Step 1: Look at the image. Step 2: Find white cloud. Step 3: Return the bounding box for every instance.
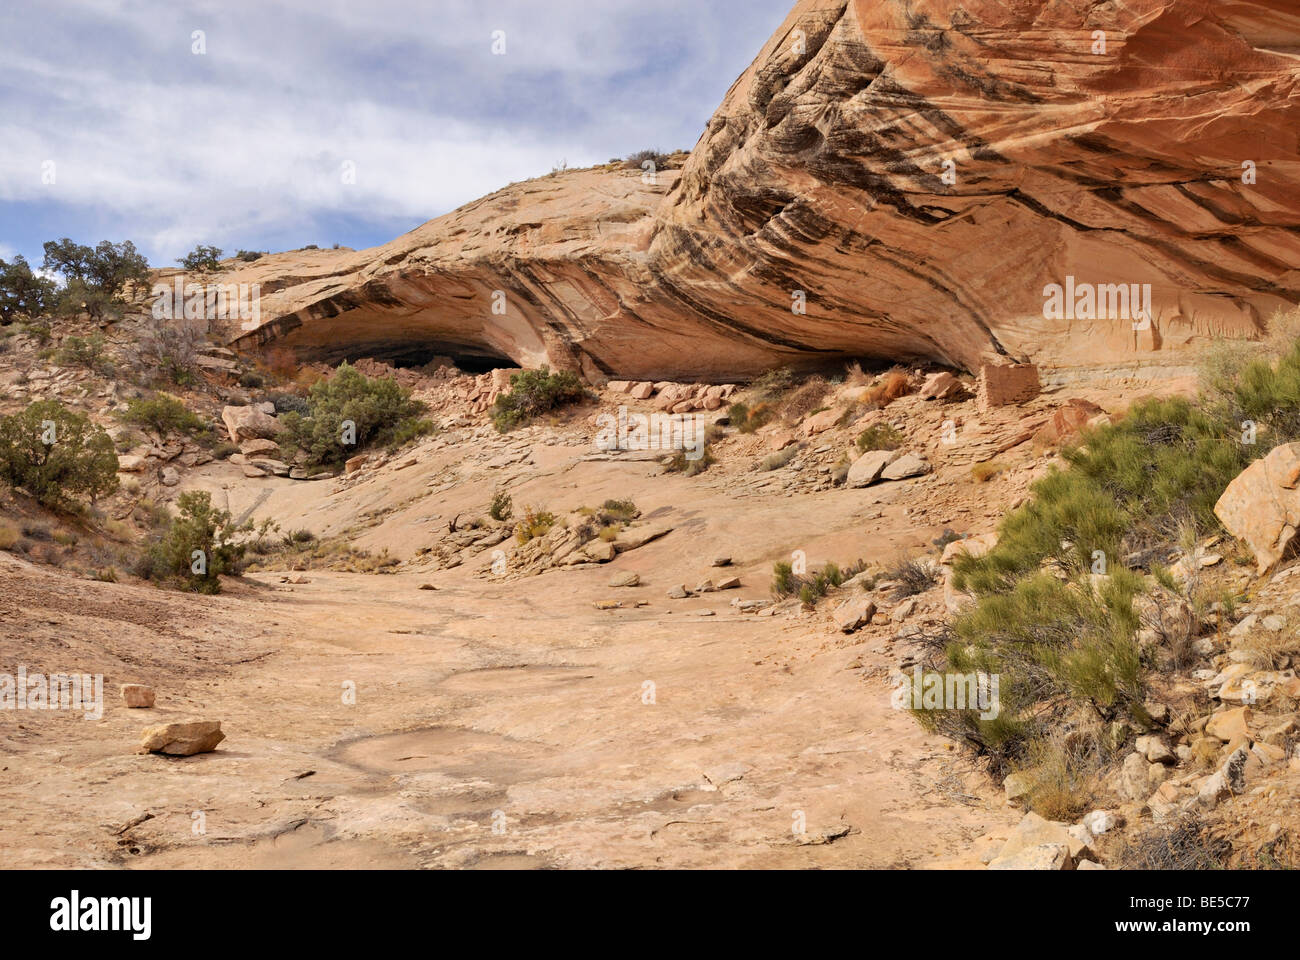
[0,0,790,262]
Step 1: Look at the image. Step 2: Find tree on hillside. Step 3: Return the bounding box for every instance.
[0,255,57,324]
[41,238,150,321]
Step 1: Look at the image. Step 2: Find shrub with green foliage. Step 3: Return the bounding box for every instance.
[279,362,431,468]
[490,367,587,432]
[489,491,514,522]
[121,393,208,440]
[144,490,251,594]
[856,423,904,453]
[54,334,109,373]
[0,255,57,324]
[0,400,119,508]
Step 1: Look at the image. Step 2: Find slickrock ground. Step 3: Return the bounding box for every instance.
[230,0,1298,381]
[0,425,1028,869]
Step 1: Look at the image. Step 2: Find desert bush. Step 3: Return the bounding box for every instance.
[489,491,514,522]
[664,444,715,476]
[0,523,18,550]
[781,376,830,423]
[235,250,265,263]
[728,401,776,434]
[625,149,671,170]
[759,444,801,471]
[882,555,937,599]
[491,366,587,432]
[0,255,58,324]
[280,362,431,468]
[239,371,264,389]
[264,392,311,416]
[1118,815,1231,870]
[177,245,223,272]
[773,557,860,603]
[0,400,118,508]
[857,423,904,453]
[130,314,206,385]
[121,393,207,440]
[599,499,638,522]
[144,490,251,594]
[971,461,1004,483]
[515,505,556,544]
[54,334,110,373]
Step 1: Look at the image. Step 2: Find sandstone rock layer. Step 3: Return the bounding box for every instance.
[231,1,1300,380]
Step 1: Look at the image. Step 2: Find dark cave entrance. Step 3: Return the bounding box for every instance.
[348,342,518,375]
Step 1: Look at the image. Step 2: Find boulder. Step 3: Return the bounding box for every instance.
[344,454,369,474]
[239,438,281,457]
[919,371,962,401]
[846,450,897,488]
[139,720,225,756]
[987,843,1071,871]
[116,455,148,473]
[832,598,876,633]
[1214,442,1300,573]
[221,405,282,444]
[880,452,931,481]
[608,571,640,587]
[1206,706,1253,742]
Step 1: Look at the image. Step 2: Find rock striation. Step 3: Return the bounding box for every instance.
[228,1,1300,381]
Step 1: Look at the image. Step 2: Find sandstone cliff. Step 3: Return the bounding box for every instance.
[230,0,1300,380]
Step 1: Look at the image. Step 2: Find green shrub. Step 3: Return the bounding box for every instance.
[145,490,251,594]
[121,393,207,440]
[0,401,119,508]
[54,334,109,373]
[664,444,715,476]
[490,366,587,432]
[856,423,904,453]
[599,499,639,521]
[728,401,776,434]
[280,362,431,468]
[489,491,514,522]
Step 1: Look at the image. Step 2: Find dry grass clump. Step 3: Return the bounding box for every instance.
[971,461,1004,483]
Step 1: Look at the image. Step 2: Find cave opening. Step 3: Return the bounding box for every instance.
[345,341,518,376]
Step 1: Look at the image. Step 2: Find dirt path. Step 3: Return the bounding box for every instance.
[0,547,1012,868]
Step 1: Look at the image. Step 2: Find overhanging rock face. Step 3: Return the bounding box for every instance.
[231,0,1300,381]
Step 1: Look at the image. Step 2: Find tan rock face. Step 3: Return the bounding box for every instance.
[1215,443,1300,573]
[229,1,1299,380]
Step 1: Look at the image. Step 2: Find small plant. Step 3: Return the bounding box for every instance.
[882,555,937,600]
[54,333,109,373]
[664,445,715,476]
[515,505,557,544]
[490,366,587,433]
[121,393,207,440]
[599,499,638,521]
[489,491,514,522]
[856,423,904,453]
[759,444,800,471]
[235,250,264,262]
[728,401,776,434]
[971,461,1004,483]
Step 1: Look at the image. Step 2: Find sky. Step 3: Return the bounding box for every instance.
[0,0,792,270]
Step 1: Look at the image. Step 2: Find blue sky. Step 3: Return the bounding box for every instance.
[0,0,791,269]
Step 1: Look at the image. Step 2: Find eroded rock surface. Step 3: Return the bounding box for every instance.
[229,1,1300,380]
